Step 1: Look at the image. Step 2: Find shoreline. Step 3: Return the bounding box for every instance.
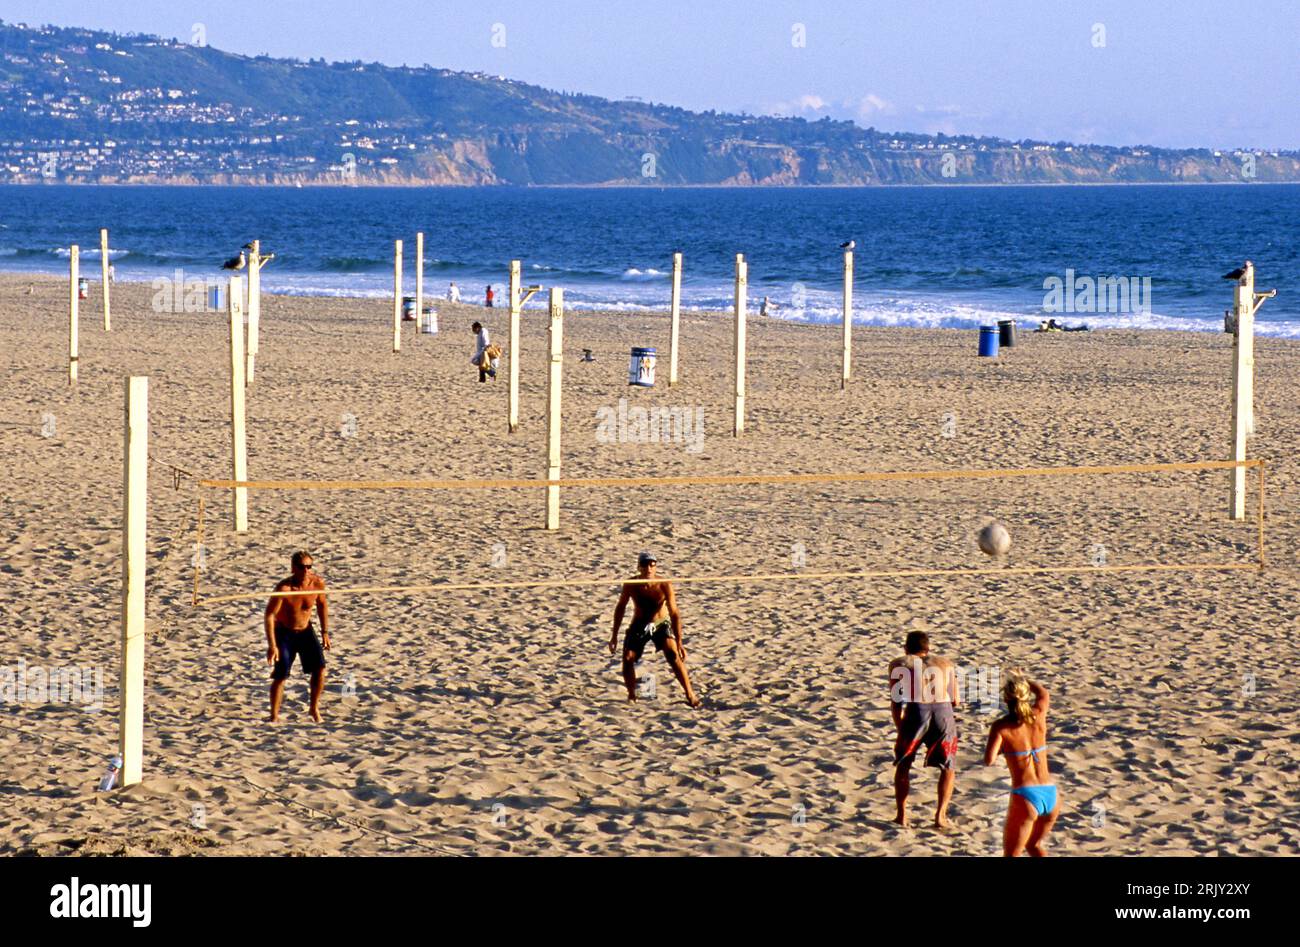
[3,270,1294,340]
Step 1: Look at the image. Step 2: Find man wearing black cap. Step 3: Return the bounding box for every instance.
[609,552,701,708]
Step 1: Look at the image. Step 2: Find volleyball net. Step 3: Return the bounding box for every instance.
[187,458,1266,607]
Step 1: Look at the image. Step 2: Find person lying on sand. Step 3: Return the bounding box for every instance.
[265,550,331,723]
[609,552,701,708]
[983,671,1059,856]
[888,632,959,828]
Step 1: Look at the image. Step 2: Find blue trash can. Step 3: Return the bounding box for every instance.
[978,325,999,357]
[629,347,657,387]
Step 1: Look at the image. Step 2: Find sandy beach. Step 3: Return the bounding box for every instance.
[1,272,1296,856]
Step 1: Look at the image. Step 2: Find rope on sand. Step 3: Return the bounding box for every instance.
[197,458,1263,491]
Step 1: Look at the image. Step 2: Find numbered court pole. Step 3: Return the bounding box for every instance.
[842,248,853,388]
[69,245,79,384]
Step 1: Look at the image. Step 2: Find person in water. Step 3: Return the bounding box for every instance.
[983,671,1060,856]
[609,552,701,707]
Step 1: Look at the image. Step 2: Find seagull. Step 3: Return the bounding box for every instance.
[840,240,855,250]
[580,349,596,362]
[1222,266,1246,281]
[222,252,247,271]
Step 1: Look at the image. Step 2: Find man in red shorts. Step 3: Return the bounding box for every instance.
[888,631,959,828]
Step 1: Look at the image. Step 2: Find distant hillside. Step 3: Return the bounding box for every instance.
[2,20,1298,186]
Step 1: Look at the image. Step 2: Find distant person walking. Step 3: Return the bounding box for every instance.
[471,321,499,382]
[888,631,959,828]
[984,671,1059,856]
[447,281,461,304]
[485,284,494,308]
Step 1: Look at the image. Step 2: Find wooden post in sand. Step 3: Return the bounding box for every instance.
[508,261,522,433]
[392,240,403,353]
[545,288,564,530]
[415,231,424,333]
[100,229,111,331]
[841,249,853,388]
[119,375,147,787]
[733,253,747,437]
[1241,265,1256,438]
[669,252,683,386]
[68,245,79,385]
[246,240,261,385]
[229,277,248,532]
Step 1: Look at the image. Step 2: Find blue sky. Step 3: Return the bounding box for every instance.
[3,0,1297,149]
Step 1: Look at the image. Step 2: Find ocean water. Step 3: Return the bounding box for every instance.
[1,184,1297,336]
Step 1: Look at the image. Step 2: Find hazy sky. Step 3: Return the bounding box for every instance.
[3,0,1297,149]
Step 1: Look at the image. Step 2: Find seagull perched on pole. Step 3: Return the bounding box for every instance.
[222,252,247,271]
[840,240,855,251]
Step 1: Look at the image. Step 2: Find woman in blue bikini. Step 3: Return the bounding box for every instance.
[983,671,1060,856]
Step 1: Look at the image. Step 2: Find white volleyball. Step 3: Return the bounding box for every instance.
[978,521,1011,557]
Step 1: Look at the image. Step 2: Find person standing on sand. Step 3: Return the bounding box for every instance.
[447,281,461,304]
[609,552,701,708]
[265,551,330,723]
[485,284,494,308]
[984,671,1059,856]
[888,631,958,828]
[471,321,498,381]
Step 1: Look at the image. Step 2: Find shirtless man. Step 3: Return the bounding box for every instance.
[265,550,331,722]
[608,552,701,708]
[887,631,959,828]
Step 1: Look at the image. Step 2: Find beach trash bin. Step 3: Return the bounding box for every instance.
[78,277,89,300]
[629,346,657,387]
[421,305,438,334]
[978,325,999,357]
[401,295,416,321]
[998,319,1016,348]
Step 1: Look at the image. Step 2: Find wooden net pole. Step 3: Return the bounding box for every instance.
[119,376,148,785]
[733,253,747,436]
[229,276,248,532]
[545,288,564,529]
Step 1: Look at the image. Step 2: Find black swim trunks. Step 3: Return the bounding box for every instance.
[271,623,326,681]
[894,701,958,771]
[623,617,671,660]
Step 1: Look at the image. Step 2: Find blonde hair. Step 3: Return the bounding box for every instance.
[1002,671,1036,727]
